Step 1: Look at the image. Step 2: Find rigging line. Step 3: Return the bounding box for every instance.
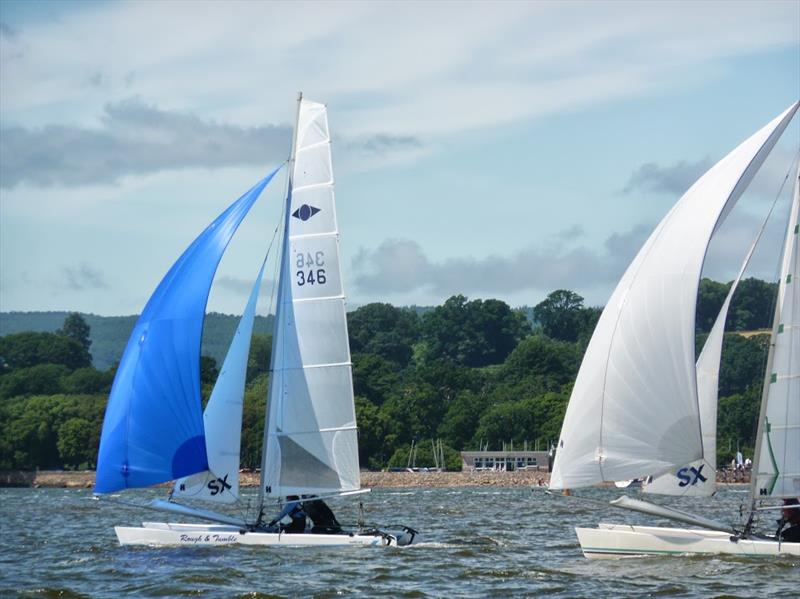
[260,203,284,275]
[232,492,256,525]
[266,202,285,320]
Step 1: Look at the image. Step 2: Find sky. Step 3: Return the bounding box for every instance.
[1,0,799,316]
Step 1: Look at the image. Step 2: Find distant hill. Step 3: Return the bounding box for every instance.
[0,304,537,371]
[0,312,274,371]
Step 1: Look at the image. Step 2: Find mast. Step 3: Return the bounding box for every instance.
[749,163,800,507]
[257,92,303,516]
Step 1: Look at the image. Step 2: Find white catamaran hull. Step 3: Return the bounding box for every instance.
[576,523,800,559]
[116,522,416,547]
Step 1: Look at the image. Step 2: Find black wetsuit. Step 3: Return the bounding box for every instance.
[281,504,307,533]
[780,524,800,543]
[302,499,342,534]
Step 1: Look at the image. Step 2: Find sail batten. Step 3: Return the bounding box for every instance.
[274,425,358,435]
[550,102,799,491]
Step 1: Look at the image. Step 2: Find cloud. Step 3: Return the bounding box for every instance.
[0,98,431,188]
[214,274,276,300]
[350,206,788,305]
[0,22,17,40]
[623,158,714,195]
[0,98,292,188]
[2,2,796,141]
[622,145,797,201]
[214,275,255,296]
[704,188,795,282]
[60,263,108,291]
[603,224,653,259]
[351,224,651,299]
[344,133,423,157]
[554,224,585,242]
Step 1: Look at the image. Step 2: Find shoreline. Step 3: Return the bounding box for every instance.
[0,469,751,489]
[1,469,552,489]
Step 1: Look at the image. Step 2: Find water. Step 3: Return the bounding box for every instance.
[1,486,796,598]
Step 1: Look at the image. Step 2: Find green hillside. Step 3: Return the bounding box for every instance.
[0,312,274,370]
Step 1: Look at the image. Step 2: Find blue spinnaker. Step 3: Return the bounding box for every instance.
[95,167,281,494]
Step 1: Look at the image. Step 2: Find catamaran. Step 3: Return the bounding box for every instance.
[549,102,800,558]
[94,94,417,547]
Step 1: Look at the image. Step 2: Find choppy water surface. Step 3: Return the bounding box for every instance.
[1,486,797,598]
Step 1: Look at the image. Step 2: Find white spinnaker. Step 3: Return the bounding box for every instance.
[753,170,800,499]
[261,99,360,499]
[550,102,799,491]
[173,260,266,503]
[644,240,758,496]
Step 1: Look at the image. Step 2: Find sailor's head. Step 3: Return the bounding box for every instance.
[286,495,300,503]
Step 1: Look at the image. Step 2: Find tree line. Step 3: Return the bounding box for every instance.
[0,312,274,371]
[0,277,778,471]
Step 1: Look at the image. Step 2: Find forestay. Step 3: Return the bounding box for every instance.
[260,98,360,498]
[172,260,267,503]
[753,170,800,499]
[94,171,279,494]
[550,103,799,490]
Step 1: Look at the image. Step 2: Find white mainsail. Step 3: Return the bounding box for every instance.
[259,97,360,499]
[173,260,266,503]
[550,103,799,490]
[752,169,800,500]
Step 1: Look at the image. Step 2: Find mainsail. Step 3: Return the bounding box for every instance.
[550,103,799,491]
[260,97,360,499]
[94,170,280,494]
[752,168,800,499]
[172,259,267,504]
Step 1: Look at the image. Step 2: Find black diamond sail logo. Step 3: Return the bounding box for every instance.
[292,204,321,221]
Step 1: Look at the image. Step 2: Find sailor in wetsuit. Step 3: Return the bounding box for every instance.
[777,498,800,543]
[301,496,343,534]
[268,495,307,533]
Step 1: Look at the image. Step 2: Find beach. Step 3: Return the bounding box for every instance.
[0,469,551,489]
[1,469,751,489]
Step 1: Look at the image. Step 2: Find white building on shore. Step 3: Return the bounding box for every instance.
[460,450,551,472]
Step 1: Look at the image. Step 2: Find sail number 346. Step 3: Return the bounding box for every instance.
[296,251,326,286]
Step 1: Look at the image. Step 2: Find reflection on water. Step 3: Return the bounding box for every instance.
[0,486,796,598]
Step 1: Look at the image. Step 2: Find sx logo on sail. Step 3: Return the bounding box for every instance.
[675,465,707,487]
[207,474,232,496]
